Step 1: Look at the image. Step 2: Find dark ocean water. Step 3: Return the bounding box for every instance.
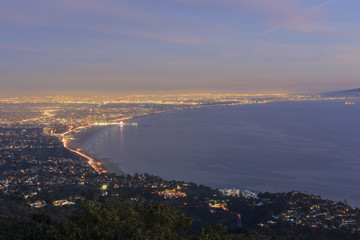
[87,101,360,205]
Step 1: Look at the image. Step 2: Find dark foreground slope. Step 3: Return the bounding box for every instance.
[0,200,250,240]
[1,196,360,240]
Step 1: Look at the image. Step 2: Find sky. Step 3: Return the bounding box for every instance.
[1,0,360,95]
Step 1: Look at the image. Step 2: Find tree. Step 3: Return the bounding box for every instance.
[58,200,193,240]
[194,224,250,240]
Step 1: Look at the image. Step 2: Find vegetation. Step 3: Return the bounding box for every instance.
[0,200,249,240]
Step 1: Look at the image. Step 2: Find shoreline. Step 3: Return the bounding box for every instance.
[65,103,277,177]
[66,101,342,181]
[68,125,126,176]
[66,108,201,176]
[66,101,360,207]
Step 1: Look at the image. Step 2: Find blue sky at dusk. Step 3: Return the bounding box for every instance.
[1,0,360,94]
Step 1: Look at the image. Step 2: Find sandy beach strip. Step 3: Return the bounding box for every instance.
[68,125,126,176]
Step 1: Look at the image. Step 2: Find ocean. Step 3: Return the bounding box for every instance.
[86,101,360,206]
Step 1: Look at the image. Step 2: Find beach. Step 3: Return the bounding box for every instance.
[68,125,125,176]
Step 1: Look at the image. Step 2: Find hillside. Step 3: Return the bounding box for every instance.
[322,88,360,97]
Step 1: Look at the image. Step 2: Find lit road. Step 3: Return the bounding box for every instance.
[61,126,102,174]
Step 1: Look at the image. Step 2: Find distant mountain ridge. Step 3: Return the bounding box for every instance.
[321,88,360,97]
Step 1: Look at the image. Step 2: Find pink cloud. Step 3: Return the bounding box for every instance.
[327,53,360,63]
[0,0,210,45]
[0,0,161,27]
[0,0,337,49]
[176,0,334,33]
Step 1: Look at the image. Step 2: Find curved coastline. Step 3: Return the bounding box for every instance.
[68,101,331,182]
[67,103,269,177]
[68,125,126,176]
[75,101,360,207]
[66,107,205,176]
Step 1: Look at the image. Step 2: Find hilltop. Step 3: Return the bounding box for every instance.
[322,88,360,97]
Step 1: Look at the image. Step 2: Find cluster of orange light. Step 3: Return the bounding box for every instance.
[209,201,241,219]
[157,189,187,199]
[209,202,228,211]
[62,137,101,173]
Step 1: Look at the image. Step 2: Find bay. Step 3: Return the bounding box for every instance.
[87,101,360,206]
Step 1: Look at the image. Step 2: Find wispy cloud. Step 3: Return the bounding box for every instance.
[311,0,334,11]
[176,0,334,33]
[261,0,335,33]
[264,27,280,34]
[0,0,337,44]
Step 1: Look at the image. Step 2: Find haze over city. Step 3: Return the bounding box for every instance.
[1,0,360,95]
[2,1,360,239]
